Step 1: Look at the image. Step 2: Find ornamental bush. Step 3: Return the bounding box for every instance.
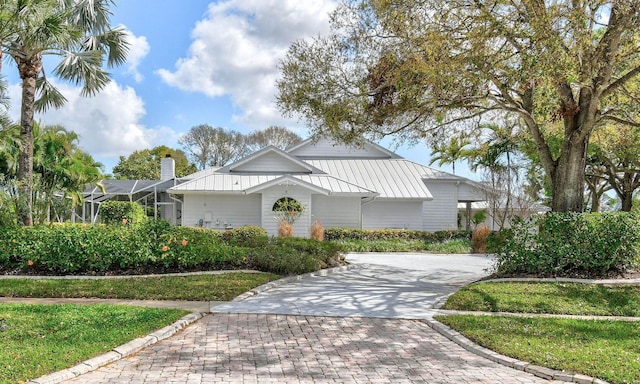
[495,212,640,277]
[100,201,147,226]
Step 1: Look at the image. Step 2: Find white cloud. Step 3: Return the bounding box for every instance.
[122,27,151,83]
[7,81,179,160]
[156,0,338,130]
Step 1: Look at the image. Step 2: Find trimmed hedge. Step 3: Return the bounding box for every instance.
[495,212,640,277]
[324,228,471,242]
[0,223,244,274]
[0,223,347,276]
[248,237,344,275]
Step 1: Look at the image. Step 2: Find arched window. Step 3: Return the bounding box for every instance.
[272,197,303,213]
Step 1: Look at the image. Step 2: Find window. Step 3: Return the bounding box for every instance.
[272,197,303,213]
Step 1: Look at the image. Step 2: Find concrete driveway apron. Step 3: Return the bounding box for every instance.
[211,253,495,318]
[61,254,565,384]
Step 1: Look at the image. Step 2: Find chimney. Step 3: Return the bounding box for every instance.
[160,154,175,180]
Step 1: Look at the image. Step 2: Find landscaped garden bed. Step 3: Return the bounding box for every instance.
[437,211,640,384]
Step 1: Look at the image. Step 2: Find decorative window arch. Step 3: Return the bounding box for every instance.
[272,197,304,225]
[272,197,303,213]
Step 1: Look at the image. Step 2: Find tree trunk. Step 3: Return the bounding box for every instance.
[17,56,41,226]
[620,191,634,212]
[590,190,601,212]
[550,134,589,212]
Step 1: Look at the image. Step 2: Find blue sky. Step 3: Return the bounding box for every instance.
[4,0,473,178]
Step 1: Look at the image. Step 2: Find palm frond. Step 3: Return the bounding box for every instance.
[34,76,68,112]
[89,26,129,67]
[53,49,111,95]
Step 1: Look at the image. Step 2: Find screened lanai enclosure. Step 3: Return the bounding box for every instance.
[79,179,181,224]
[77,156,182,224]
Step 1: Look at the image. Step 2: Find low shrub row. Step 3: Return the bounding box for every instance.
[248,237,344,275]
[332,238,471,253]
[0,223,342,276]
[495,212,640,277]
[324,228,471,242]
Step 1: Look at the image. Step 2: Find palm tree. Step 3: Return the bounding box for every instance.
[1,0,128,225]
[429,136,472,175]
[32,124,103,223]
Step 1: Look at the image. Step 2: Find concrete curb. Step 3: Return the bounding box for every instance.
[424,318,610,384]
[483,277,640,285]
[28,312,204,384]
[231,264,365,302]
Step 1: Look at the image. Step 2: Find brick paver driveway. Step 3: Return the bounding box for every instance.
[63,254,563,383]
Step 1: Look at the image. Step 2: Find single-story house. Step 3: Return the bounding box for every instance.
[164,137,486,237]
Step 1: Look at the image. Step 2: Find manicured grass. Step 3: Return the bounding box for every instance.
[436,315,640,384]
[0,303,188,383]
[0,272,280,301]
[332,238,471,253]
[443,282,640,316]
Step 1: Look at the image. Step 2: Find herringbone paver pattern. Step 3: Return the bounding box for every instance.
[64,313,561,383]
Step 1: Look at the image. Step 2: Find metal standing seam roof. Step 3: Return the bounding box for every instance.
[168,173,377,196]
[305,159,461,199]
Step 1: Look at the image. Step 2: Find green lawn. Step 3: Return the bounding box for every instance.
[0,272,280,301]
[437,315,640,384]
[443,281,640,316]
[0,303,188,384]
[439,281,640,384]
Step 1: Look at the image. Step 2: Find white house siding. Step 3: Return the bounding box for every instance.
[289,137,393,159]
[311,195,361,229]
[457,182,485,201]
[260,185,313,237]
[421,182,458,232]
[362,200,423,230]
[182,194,261,230]
[232,152,311,173]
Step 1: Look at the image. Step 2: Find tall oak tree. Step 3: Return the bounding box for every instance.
[277,0,640,212]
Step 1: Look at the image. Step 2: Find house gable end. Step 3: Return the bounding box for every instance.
[220,146,317,174]
[288,136,402,160]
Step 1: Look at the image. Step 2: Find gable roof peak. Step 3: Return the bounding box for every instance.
[217,145,321,174]
[287,135,403,160]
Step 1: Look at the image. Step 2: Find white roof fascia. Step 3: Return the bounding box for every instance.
[168,189,245,195]
[244,175,330,195]
[218,146,315,173]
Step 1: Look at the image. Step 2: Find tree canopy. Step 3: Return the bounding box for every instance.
[245,126,303,152]
[180,124,303,170]
[277,0,640,212]
[0,122,103,225]
[0,0,129,225]
[112,146,197,180]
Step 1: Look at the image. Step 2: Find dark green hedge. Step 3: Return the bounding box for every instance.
[495,212,640,277]
[100,201,147,225]
[0,223,346,276]
[222,226,268,247]
[324,228,471,242]
[0,222,243,274]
